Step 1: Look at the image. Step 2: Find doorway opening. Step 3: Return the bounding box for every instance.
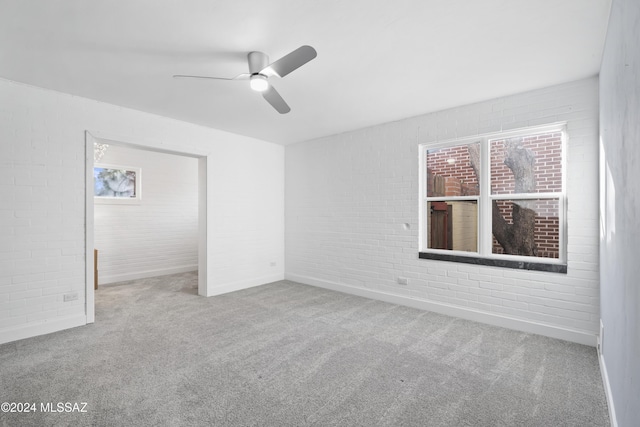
[84,132,208,323]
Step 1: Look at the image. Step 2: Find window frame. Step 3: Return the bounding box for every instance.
[419,123,567,271]
[94,163,142,205]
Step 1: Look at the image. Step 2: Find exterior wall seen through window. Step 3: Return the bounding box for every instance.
[421,125,565,264]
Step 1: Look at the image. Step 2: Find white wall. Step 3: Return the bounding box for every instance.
[599,0,640,425]
[94,145,198,284]
[0,79,285,344]
[206,130,285,295]
[286,77,600,346]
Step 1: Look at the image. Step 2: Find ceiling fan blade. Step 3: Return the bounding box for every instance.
[262,85,290,114]
[264,45,317,78]
[173,73,250,80]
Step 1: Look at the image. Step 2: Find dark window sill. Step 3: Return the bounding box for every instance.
[418,252,567,274]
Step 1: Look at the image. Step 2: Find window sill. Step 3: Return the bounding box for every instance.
[418,252,567,273]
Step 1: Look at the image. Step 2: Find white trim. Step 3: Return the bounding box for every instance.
[0,314,86,345]
[198,157,208,297]
[84,130,211,158]
[98,266,198,285]
[206,273,285,297]
[559,128,568,264]
[480,135,491,254]
[84,132,96,323]
[286,273,597,347]
[425,195,479,202]
[418,144,427,252]
[598,350,618,427]
[421,248,480,258]
[489,192,562,200]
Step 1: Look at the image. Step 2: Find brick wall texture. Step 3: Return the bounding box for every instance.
[286,77,600,339]
[0,78,285,344]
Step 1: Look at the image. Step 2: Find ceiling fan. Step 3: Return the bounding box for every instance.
[173,45,317,114]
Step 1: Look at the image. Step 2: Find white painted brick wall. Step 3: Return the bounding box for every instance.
[0,78,284,344]
[286,77,600,345]
[94,145,198,284]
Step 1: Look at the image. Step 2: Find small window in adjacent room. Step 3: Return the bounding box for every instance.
[419,124,567,272]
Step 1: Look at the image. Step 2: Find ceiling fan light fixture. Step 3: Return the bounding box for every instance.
[250,74,268,92]
[174,45,316,113]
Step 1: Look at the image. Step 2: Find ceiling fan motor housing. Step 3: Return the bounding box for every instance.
[248,51,269,75]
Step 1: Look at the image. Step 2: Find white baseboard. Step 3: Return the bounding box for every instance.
[286,273,597,347]
[598,342,618,427]
[0,313,87,345]
[99,265,198,285]
[206,273,285,297]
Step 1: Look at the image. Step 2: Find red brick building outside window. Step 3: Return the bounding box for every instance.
[422,125,564,262]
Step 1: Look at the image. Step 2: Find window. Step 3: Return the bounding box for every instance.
[419,124,566,272]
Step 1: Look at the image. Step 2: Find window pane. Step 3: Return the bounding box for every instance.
[492,199,560,259]
[427,142,480,197]
[490,132,562,195]
[427,200,478,252]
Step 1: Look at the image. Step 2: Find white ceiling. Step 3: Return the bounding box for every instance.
[0,0,611,145]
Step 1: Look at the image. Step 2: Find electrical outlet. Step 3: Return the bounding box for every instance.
[598,320,604,354]
[397,277,409,286]
[63,292,78,302]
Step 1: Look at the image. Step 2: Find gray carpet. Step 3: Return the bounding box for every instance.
[0,272,609,426]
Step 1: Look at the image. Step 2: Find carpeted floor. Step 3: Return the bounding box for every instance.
[0,272,609,426]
